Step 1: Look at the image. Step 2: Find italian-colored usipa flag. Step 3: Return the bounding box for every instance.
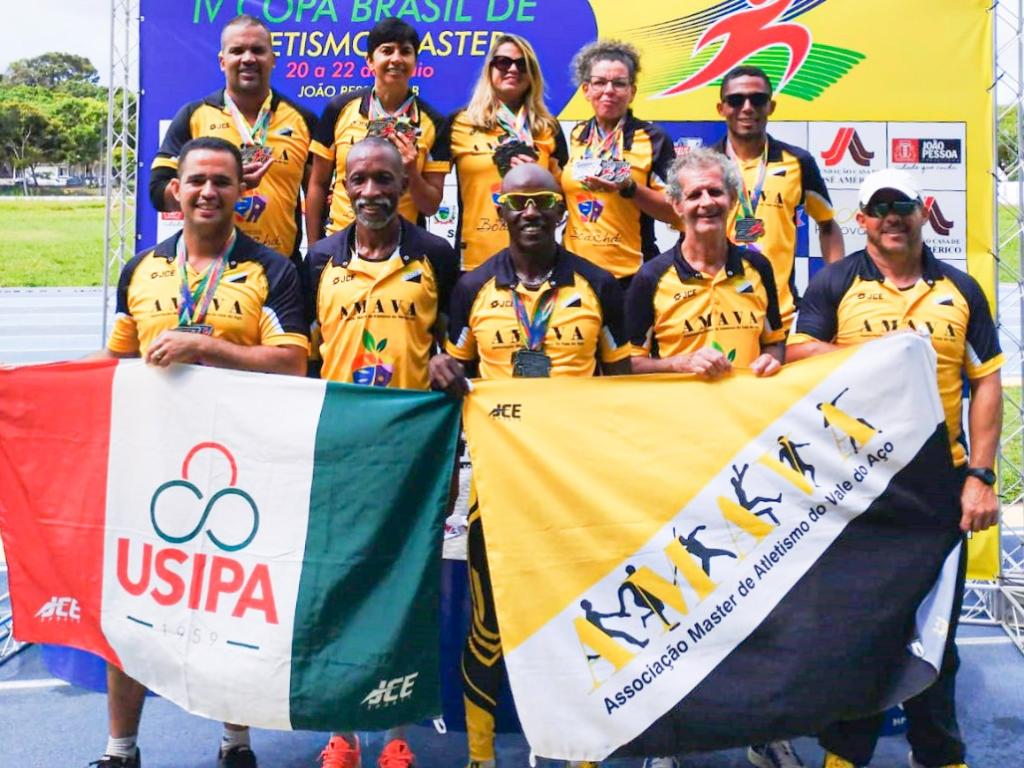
[0,359,460,731]
[463,334,963,760]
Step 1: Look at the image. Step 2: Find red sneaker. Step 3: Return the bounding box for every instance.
[319,735,361,768]
[377,739,415,768]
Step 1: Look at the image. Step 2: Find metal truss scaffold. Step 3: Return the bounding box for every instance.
[963,0,1024,655]
[100,0,139,340]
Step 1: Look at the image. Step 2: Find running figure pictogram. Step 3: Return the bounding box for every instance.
[663,0,812,96]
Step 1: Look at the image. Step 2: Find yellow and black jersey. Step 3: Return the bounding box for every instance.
[561,112,675,280]
[790,247,1004,466]
[108,230,310,356]
[445,247,629,379]
[149,89,316,260]
[627,242,784,366]
[711,134,834,328]
[310,87,450,235]
[303,219,458,390]
[434,109,569,272]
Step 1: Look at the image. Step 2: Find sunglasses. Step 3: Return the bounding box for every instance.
[496,191,564,211]
[491,55,528,73]
[861,200,920,218]
[723,92,771,109]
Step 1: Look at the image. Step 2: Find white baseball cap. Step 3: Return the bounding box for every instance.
[858,169,921,206]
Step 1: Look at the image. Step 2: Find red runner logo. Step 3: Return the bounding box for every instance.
[662,0,812,97]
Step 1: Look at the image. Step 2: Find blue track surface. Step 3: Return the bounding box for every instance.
[2,620,1022,768]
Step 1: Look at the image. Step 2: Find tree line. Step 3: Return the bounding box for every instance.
[0,52,134,193]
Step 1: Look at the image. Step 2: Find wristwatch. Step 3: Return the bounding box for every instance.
[619,178,637,198]
[966,467,996,485]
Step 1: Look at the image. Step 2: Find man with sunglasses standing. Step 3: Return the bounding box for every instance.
[713,66,844,332]
[788,169,1003,768]
[429,164,631,768]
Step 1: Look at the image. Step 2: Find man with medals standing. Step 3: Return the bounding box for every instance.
[561,41,677,286]
[301,137,457,768]
[712,66,844,331]
[305,18,449,245]
[627,148,785,379]
[429,164,631,768]
[149,14,316,263]
[437,33,568,272]
[789,169,1002,768]
[95,137,309,768]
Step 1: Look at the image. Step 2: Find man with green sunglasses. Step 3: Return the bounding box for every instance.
[788,168,1003,768]
[430,163,630,768]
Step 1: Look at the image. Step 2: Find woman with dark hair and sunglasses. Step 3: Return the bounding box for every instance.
[429,163,631,768]
[437,33,568,273]
[561,40,677,287]
[305,18,449,245]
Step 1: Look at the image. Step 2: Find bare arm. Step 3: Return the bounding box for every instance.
[600,358,632,376]
[961,370,1002,532]
[145,331,307,376]
[785,339,841,363]
[630,348,731,378]
[584,175,677,224]
[305,154,334,247]
[407,170,445,217]
[818,219,845,264]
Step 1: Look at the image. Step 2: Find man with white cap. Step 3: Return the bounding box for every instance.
[787,169,1003,768]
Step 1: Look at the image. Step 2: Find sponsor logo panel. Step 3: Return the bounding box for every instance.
[886,122,966,191]
[809,123,886,189]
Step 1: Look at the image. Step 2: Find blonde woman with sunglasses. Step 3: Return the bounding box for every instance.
[436,34,568,273]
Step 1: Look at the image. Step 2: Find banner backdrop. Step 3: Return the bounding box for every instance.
[0,360,460,731]
[137,0,997,575]
[463,334,964,760]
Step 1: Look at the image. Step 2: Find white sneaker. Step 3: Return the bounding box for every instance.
[747,741,805,768]
[642,758,680,768]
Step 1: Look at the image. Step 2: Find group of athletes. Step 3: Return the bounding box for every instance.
[94,11,1003,768]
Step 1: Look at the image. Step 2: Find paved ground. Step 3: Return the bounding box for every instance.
[2,621,1022,768]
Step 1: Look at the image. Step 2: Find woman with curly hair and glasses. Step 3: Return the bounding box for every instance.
[437,33,568,272]
[562,40,677,288]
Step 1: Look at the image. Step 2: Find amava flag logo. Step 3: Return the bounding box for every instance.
[630,0,865,101]
[820,128,875,167]
[117,442,279,624]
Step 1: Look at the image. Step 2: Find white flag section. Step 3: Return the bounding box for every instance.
[100,363,326,728]
[472,335,961,760]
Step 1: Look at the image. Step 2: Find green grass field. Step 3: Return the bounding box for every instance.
[0,198,113,287]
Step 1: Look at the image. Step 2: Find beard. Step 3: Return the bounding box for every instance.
[354,196,397,230]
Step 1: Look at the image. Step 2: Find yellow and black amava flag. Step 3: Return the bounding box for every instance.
[463,334,963,761]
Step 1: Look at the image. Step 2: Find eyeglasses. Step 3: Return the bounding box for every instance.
[586,77,632,92]
[861,200,920,218]
[496,191,564,211]
[723,92,772,109]
[491,55,528,73]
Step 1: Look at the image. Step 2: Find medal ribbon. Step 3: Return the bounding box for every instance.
[512,288,559,351]
[176,231,237,327]
[224,92,272,147]
[369,91,419,124]
[731,140,769,220]
[496,103,533,145]
[584,117,624,160]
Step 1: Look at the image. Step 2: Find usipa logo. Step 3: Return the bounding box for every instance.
[35,596,81,622]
